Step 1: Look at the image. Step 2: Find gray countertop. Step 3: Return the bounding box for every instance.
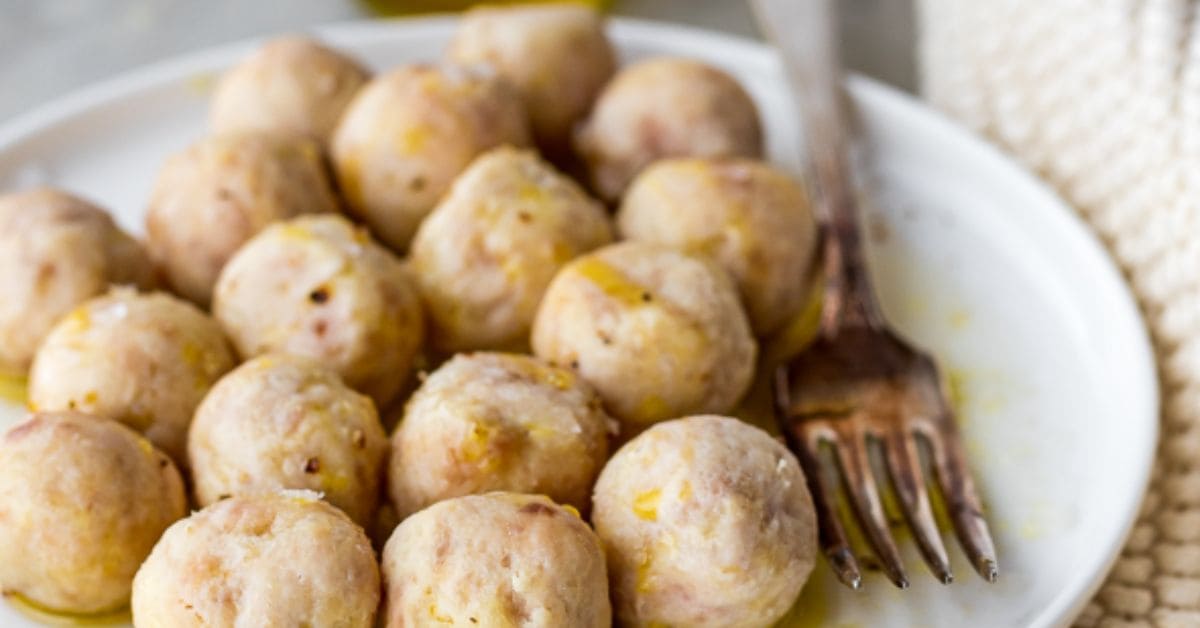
[0,0,914,125]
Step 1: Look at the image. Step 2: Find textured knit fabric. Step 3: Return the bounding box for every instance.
[919,1,1200,625]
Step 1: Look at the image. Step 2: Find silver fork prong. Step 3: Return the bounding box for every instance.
[883,429,953,584]
[832,425,909,588]
[758,0,999,590]
[919,421,999,582]
[786,422,863,590]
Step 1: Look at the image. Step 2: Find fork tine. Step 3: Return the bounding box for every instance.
[920,420,999,582]
[831,425,909,588]
[882,429,953,584]
[786,423,863,589]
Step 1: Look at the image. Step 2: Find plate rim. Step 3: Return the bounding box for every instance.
[0,15,1160,628]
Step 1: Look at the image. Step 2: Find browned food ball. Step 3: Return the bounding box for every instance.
[211,36,370,144]
[381,493,610,627]
[574,57,763,202]
[618,158,818,336]
[389,352,612,519]
[189,354,388,526]
[132,491,380,627]
[145,131,339,306]
[0,412,186,615]
[0,188,156,373]
[330,63,532,251]
[592,415,818,627]
[28,289,235,464]
[213,214,424,409]
[410,147,613,352]
[448,4,615,157]
[532,241,756,427]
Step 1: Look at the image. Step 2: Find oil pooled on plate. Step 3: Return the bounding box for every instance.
[2,593,129,627]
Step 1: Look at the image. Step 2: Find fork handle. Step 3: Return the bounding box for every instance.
[750,0,884,332]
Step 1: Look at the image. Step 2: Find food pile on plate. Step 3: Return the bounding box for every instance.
[0,4,824,627]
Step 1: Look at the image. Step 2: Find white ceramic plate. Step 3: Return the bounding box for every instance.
[0,17,1157,628]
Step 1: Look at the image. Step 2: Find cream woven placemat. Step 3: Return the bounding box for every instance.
[918,0,1200,625]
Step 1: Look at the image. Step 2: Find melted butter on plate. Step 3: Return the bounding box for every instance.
[3,593,129,627]
[0,373,27,406]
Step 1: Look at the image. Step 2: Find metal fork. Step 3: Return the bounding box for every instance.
[751,0,998,589]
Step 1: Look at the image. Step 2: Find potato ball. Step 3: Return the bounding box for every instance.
[0,412,186,614]
[531,241,756,427]
[618,158,818,336]
[593,415,817,627]
[131,491,380,627]
[213,214,424,408]
[0,187,156,373]
[28,289,234,464]
[382,493,610,627]
[189,354,388,526]
[410,147,612,352]
[389,352,612,519]
[145,131,339,306]
[330,63,532,251]
[210,36,370,144]
[575,57,763,202]
[448,4,615,157]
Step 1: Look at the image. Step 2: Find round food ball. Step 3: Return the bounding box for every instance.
[330,63,532,251]
[382,492,610,627]
[389,352,612,519]
[593,415,817,627]
[448,4,615,157]
[132,491,379,627]
[145,131,339,306]
[28,289,235,464]
[211,36,370,144]
[410,147,613,352]
[531,241,756,427]
[574,57,763,202]
[0,187,156,373]
[213,214,424,408]
[618,158,818,336]
[189,354,388,526]
[0,411,186,614]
